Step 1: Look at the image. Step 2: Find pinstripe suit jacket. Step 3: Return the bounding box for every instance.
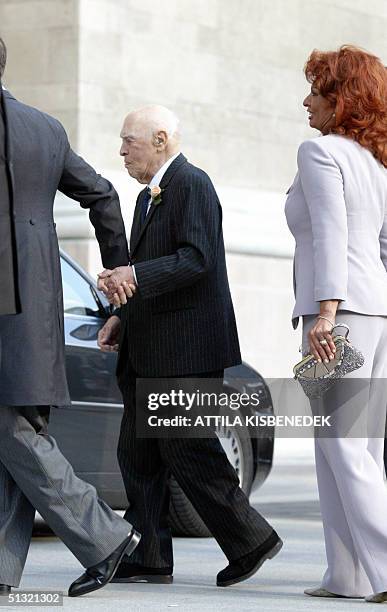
[117,153,242,378]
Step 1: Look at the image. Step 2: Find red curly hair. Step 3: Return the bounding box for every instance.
[304,45,387,167]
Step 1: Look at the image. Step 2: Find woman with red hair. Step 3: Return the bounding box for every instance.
[285,45,387,603]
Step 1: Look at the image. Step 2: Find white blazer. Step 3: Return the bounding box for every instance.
[285,134,387,329]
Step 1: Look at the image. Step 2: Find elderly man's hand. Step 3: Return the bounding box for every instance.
[97,315,121,352]
[97,266,137,307]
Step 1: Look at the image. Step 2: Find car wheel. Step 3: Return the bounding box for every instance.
[168,417,254,537]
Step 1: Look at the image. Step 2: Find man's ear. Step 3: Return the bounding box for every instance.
[153,130,168,151]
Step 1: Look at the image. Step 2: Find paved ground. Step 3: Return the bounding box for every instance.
[1,442,375,611]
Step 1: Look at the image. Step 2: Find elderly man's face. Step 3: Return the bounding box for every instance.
[119,116,159,184]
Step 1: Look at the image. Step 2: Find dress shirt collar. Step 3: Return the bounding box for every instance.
[148,152,180,189]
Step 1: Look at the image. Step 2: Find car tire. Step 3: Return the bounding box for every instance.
[168,418,254,537]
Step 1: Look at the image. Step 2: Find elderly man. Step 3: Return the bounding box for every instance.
[0,36,140,599]
[97,105,282,587]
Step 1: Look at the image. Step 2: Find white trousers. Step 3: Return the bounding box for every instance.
[302,311,387,597]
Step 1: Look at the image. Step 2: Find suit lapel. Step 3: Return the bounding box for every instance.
[129,188,146,253]
[130,154,188,259]
[158,153,187,190]
[3,90,16,102]
[130,201,158,256]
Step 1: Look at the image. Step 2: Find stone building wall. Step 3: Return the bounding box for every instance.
[1,0,386,376]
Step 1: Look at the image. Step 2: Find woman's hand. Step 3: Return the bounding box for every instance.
[308,316,336,364]
[308,300,340,363]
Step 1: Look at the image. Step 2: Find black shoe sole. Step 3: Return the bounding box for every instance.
[112,574,173,584]
[68,529,141,597]
[217,538,283,587]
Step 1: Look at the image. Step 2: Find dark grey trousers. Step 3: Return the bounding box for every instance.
[0,405,132,587]
[117,366,274,568]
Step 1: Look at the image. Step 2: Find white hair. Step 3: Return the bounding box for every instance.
[130,105,181,140]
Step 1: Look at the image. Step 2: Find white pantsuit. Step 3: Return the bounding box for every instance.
[303,311,387,597]
[286,134,387,597]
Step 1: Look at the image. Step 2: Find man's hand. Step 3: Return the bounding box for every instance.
[97,315,121,352]
[97,266,137,307]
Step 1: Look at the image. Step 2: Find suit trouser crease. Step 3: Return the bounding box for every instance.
[0,406,132,586]
[302,312,387,595]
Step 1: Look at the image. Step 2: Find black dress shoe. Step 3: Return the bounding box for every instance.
[217,530,283,587]
[0,585,11,596]
[111,563,173,584]
[68,528,141,598]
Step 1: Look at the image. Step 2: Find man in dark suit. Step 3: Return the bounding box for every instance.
[97,105,282,587]
[0,37,141,598]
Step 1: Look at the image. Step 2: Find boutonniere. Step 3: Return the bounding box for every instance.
[150,186,164,206]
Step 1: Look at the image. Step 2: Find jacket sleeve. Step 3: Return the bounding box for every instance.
[134,171,221,299]
[297,139,348,303]
[380,206,387,272]
[57,129,129,270]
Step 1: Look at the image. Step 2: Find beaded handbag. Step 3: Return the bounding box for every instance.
[293,324,365,400]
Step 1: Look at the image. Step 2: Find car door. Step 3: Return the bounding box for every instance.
[48,253,127,508]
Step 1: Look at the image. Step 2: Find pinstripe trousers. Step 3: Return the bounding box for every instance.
[0,405,132,587]
[302,311,387,597]
[117,363,274,568]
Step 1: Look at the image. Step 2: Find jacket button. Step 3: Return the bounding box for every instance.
[29,219,36,225]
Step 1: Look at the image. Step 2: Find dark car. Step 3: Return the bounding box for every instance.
[47,250,275,537]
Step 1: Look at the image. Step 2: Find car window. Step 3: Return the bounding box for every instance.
[60,257,100,317]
